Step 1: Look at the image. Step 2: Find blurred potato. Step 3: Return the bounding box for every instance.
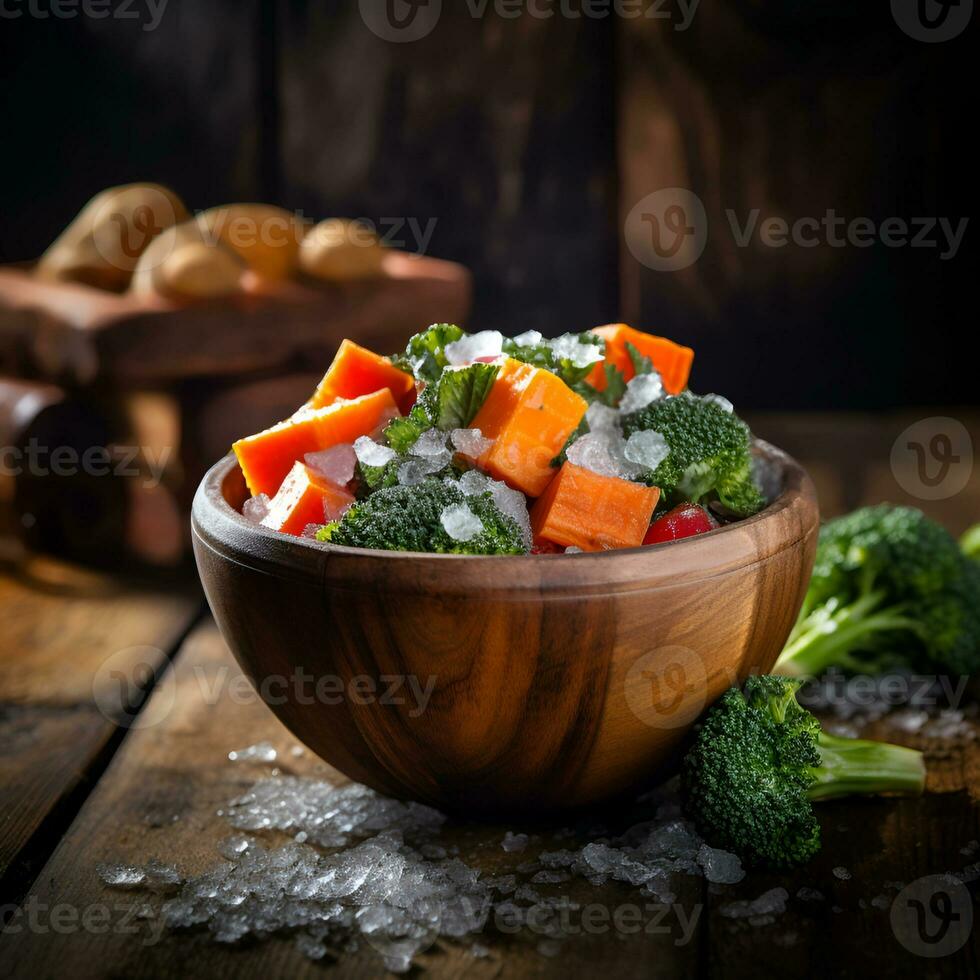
[199,204,307,281]
[36,183,188,291]
[130,219,244,301]
[299,218,388,282]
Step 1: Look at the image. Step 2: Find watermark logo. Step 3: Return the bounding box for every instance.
[92,646,175,730]
[625,189,707,272]
[360,0,442,42]
[891,874,973,957]
[891,0,972,42]
[0,0,169,31]
[890,417,973,501]
[624,645,709,729]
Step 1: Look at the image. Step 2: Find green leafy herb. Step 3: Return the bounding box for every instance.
[382,362,499,453]
[626,341,654,376]
[391,323,466,383]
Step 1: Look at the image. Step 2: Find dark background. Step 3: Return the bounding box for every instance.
[0,0,975,410]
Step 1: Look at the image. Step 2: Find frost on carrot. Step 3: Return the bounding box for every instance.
[587,323,693,396]
[310,339,416,414]
[531,462,660,552]
[260,461,355,537]
[468,357,588,497]
[233,388,398,498]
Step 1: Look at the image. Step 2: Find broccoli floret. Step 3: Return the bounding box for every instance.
[682,675,925,868]
[620,393,765,517]
[316,478,527,555]
[774,505,980,678]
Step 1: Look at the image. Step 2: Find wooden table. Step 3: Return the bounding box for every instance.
[1,412,978,979]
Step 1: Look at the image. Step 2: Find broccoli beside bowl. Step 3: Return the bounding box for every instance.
[230,323,773,556]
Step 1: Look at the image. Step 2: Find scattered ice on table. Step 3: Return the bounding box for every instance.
[451,428,493,458]
[566,430,642,481]
[619,373,664,415]
[536,938,563,958]
[98,863,147,888]
[228,742,278,764]
[548,333,604,369]
[702,393,734,414]
[241,494,271,523]
[697,844,745,884]
[512,330,543,347]
[226,778,445,848]
[961,840,980,857]
[832,866,851,881]
[719,887,789,924]
[412,428,450,457]
[440,504,483,543]
[623,429,669,473]
[99,774,765,972]
[305,443,356,486]
[445,331,504,365]
[470,942,491,958]
[796,886,824,902]
[871,894,891,909]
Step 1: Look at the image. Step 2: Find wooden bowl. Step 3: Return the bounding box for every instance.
[192,445,818,814]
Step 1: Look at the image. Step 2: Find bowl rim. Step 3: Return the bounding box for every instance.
[192,440,819,596]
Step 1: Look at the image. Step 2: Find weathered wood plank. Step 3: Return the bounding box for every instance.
[0,556,199,893]
[278,4,618,338]
[618,7,974,411]
[0,622,703,978]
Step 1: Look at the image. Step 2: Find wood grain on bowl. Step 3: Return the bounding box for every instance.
[192,446,818,814]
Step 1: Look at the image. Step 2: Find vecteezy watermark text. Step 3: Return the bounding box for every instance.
[0,0,169,31]
[727,210,969,261]
[1,897,166,946]
[0,441,171,490]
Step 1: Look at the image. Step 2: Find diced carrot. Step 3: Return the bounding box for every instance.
[310,339,416,413]
[586,324,693,396]
[531,462,660,552]
[469,357,588,497]
[260,461,355,537]
[233,388,398,497]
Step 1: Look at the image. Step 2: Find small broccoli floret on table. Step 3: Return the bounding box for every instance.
[316,478,527,555]
[774,505,980,678]
[620,393,765,518]
[682,675,925,868]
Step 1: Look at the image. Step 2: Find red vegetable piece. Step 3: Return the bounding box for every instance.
[643,503,718,545]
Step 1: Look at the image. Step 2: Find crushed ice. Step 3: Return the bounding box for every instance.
[619,372,664,415]
[353,435,397,468]
[98,775,754,971]
[450,427,493,459]
[241,494,271,524]
[444,331,504,366]
[228,742,278,764]
[305,443,357,486]
[440,503,484,543]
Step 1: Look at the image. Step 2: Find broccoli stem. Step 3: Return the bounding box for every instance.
[775,592,919,678]
[807,733,926,801]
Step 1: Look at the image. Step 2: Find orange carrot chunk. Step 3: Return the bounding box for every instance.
[586,323,693,396]
[260,461,355,537]
[310,339,416,413]
[233,388,398,498]
[531,461,661,552]
[469,357,588,497]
